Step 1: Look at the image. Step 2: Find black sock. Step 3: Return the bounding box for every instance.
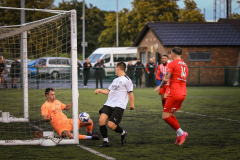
[114,125,123,134]
[100,125,108,138]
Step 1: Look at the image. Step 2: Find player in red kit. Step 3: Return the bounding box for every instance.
[154,47,188,146]
[156,55,170,107]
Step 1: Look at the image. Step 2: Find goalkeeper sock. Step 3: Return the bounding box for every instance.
[164,116,180,131]
[86,122,93,133]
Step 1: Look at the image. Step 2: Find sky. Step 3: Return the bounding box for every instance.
[54,0,240,21]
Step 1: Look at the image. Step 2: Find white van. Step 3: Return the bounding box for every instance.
[88,47,137,77]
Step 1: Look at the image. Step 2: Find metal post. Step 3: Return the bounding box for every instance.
[20,0,28,120]
[116,0,118,47]
[83,0,85,61]
[22,31,28,119]
[20,0,25,89]
[71,9,79,144]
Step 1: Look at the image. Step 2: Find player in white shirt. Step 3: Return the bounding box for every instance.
[95,62,135,147]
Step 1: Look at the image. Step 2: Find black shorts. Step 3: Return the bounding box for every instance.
[99,105,124,125]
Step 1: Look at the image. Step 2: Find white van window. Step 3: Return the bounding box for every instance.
[114,54,137,62]
[114,54,128,62]
[102,54,111,63]
[129,54,137,61]
[89,54,103,63]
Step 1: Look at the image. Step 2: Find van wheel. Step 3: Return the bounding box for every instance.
[52,71,59,79]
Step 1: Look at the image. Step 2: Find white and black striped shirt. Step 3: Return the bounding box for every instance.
[104,75,133,109]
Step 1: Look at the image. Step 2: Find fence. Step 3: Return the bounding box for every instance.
[1,66,239,89]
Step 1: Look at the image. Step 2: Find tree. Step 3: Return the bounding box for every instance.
[179,0,205,22]
[0,0,55,25]
[98,0,179,47]
[58,0,107,58]
[232,1,240,19]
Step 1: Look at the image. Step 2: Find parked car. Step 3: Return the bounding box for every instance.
[35,57,71,79]
[28,59,38,77]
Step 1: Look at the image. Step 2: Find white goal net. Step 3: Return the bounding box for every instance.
[0,9,79,146]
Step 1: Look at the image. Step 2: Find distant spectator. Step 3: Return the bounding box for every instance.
[168,51,173,63]
[127,61,134,80]
[134,58,144,88]
[2,59,8,88]
[10,58,21,88]
[94,59,105,88]
[145,58,157,87]
[77,59,82,79]
[0,57,5,86]
[83,58,92,88]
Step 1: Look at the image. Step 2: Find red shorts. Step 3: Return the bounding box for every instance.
[163,95,185,113]
[159,85,169,95]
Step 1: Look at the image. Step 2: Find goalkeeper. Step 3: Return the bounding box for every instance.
[41,87,99,140]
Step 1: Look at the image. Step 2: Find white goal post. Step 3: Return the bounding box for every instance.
[0,8,79,146]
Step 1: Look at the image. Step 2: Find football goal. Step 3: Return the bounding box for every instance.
[0,8,79,146]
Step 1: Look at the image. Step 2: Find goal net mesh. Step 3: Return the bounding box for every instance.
[0,12,77,144]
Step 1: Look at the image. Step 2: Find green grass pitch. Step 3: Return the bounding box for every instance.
[0,87,240,160]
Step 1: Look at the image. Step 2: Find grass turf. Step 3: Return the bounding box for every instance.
[0,87,240,160]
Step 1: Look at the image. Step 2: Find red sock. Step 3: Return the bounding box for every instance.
[164,117,180,131]
[171,115,178,123]
[162,98,166,107]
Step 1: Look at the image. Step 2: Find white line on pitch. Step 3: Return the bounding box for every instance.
[77,144,116,160]
[177,110,240,122]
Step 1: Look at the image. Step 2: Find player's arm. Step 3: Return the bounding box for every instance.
[154,72,172,91]
[64,102,72,111]
[95,89,110,95]
[160,72,171,88]
[42,115,50,122]
[129,92,135,110]
[156,66,161,80]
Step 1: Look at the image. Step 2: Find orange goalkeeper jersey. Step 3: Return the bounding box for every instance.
[41,100,69,134]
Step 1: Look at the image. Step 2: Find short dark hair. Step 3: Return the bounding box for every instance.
[116,62,126,71]
[162,55,168,58]
[171,47,182,55]
[45,87,54,96]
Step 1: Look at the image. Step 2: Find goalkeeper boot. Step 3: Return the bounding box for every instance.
[121,131,128,145]
[178,132,188,146]
[86,131,92,136]
[92,134,100,140]
[99,141,110,147]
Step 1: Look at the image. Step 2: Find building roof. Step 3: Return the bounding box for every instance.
[132,20,240,46]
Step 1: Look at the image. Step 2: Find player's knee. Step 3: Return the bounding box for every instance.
[162,114,168,120]
[99,117,105,126]
[88,119,93,125]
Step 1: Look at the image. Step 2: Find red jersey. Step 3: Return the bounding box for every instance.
[167,59,188,96]
[156,63,170,85]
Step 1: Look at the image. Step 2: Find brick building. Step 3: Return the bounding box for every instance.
[132,19,240,86]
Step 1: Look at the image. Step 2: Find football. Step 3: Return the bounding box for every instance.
[79,112,90,122]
